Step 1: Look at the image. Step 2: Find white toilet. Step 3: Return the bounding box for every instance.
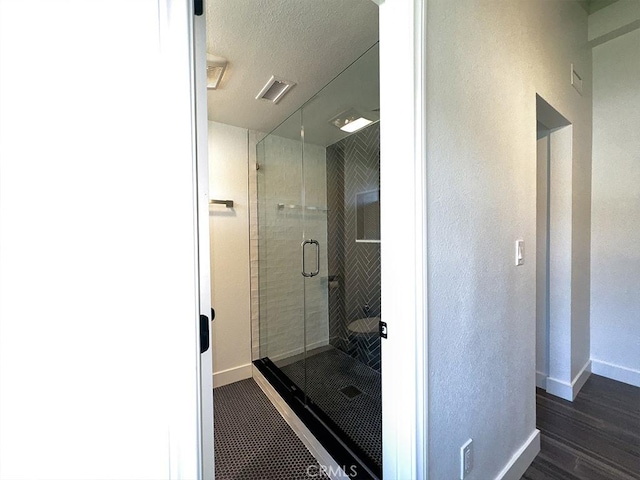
[347,316,380,335]
[346,316,381,371]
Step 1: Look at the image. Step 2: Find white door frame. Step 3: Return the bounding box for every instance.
[191,3,215,480]
[379,1,428,479]
[159,1,214,478]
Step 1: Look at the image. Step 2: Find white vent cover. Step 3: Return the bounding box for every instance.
[256,76,295,104]
[206,54,227,90]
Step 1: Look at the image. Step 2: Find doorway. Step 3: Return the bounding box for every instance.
[206,1,427,478]
[536,95,574,397]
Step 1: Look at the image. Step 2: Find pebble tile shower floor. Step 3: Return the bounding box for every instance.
[213,379,329,480]
[280,347,382,468]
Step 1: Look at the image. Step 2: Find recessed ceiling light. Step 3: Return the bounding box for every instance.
[206,54,227,90]
[256,76,296,104]
[330,108,376,133]
[340,117,373,133]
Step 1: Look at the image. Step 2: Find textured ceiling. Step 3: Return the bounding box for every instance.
[267,43,379,147]
[206,0,379,138]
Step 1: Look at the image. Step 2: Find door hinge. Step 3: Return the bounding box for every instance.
[194,0,203,16]
[200,314,210,353]
[379,320,387,339]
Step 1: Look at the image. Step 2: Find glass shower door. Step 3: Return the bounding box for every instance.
[299,110,331,394]
[299,44,382,476]
[256,110,307,378]
[256,43,381,479]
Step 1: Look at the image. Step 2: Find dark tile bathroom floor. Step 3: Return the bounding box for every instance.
[280,346,382,469]
[213,379,329,480]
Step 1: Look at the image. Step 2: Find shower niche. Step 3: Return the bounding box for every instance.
[254,43,381,478]
[356,189,381,242]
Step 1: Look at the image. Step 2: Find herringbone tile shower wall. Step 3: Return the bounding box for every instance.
[326,122,381,371]
[326,145,347,352]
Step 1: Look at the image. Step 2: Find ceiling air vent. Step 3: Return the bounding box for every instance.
[206,54,227,90]
[256,76,295,104]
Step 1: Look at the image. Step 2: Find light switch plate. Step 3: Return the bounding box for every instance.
[515,240,525,266]
[461,439,473,479]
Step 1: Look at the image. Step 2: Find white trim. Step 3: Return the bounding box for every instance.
[379,0,427,479]
[572,360,592,397]
[495,430,540,480]
[252,366,351,480]
[535,371,547,389]
[545,377,573,401]
[191,2,214,479]
[546,360,591,401]
[213,364,253,388]
[591,358,640,388]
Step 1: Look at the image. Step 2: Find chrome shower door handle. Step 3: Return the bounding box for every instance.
[310,239,320,277]
[301,239,312,277]
[301,239,320,277]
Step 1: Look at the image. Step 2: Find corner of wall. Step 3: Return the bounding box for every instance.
[546,359,591,401]
[495,430,540,480]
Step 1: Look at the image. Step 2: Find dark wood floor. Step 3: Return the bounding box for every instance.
[522,374,640,479]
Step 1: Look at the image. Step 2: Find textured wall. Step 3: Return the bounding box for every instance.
[326,123,381,371]
[426,1,592,478]
[256,134,329,362]
[591,28,640,387]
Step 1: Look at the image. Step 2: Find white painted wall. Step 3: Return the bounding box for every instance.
[0,1,206,478]
[425,1,592,478]
[536,135,548,388]
[547,125,582,399]
[208,121,253,387]
[536,122,589,401]
[590,28,640,387]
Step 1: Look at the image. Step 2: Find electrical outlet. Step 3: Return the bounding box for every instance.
[460,439,473,479]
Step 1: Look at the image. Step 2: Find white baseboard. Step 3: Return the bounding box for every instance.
[572,360,592,396]
[591,358,640,388]
[544,376,571,400]
[535,371,547,389]
[495,430,540,480]
[213,363,252,388]
[546,360,591,401]
[252,366,352,480]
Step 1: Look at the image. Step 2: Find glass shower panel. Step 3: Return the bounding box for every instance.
[301,43,382,471]
[256,110,306,374]
[255,43,381,477]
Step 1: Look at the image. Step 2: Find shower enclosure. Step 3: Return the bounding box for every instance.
[254,44,381,478]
